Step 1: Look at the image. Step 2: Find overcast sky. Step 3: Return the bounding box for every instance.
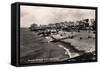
[20,5,95,27]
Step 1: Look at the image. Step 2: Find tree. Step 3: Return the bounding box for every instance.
[29,23,38,31]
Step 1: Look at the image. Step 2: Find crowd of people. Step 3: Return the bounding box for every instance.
[29,18,96,42]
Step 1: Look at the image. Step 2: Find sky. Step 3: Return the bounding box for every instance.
[20,5,95,27]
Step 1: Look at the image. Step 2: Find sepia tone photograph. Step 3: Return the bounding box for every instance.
[20,5,97,64]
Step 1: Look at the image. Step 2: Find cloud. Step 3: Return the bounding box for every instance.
[20,5,95,27]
